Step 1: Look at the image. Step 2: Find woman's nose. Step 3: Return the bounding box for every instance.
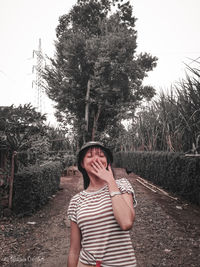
[93,155,101,161]
[93,155,98,161]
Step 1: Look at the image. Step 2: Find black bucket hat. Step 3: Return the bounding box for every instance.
[77,141,113,172]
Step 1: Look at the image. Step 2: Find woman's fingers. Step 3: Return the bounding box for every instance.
[92,159,105,169]
[92,160,100,169]
[91,162,99,172]
[96,158,105,168]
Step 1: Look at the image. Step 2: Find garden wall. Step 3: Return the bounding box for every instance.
[114,151,200,205]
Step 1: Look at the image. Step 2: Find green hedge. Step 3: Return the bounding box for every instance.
[12,161,62,215]
[114,151,200,205]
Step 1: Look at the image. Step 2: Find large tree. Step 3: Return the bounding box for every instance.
[43,0,157,145]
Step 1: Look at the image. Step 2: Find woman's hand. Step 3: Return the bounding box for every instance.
[91,159,114,183]
[91,159,135,230]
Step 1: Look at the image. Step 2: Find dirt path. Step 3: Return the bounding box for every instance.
[0,168,200,267]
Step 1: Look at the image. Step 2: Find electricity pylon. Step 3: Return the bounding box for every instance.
[32,38,45,114]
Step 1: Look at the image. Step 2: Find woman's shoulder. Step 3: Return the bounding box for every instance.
[116,177,135,193]
[116,177,137,207]
[116,177,130,185]
[69,190,85,203]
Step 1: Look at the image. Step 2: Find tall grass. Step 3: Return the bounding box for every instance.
[120,59,200,153]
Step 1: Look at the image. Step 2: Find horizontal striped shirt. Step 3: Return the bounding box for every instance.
[68,178,137,267]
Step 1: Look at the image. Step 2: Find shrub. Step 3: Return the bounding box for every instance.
[63,154,76,167]
[12,161,62,215]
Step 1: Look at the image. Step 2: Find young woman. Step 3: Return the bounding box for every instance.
[67,141,137,267]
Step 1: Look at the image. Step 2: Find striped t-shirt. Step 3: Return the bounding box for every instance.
[67,178,137,267]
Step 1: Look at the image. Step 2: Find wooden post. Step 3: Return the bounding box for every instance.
[8,151,17,209]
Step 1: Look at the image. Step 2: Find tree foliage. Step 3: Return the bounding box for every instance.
[0,104,46,152]
[43,0,157,145]
[0,104,48,170]
[0,104,75,172]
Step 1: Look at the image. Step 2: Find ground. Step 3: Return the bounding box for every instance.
[0,168,200,267]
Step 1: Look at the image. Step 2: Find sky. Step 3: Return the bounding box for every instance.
[0,0,200,126]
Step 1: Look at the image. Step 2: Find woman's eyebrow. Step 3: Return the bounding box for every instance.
[96,148,101,154]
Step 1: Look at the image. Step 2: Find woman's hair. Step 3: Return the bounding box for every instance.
[78,146,112,189]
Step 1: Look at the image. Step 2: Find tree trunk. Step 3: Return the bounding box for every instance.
[92,104,101,141]
[84,79,91,142]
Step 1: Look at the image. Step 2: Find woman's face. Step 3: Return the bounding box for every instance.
[81,147,107,174]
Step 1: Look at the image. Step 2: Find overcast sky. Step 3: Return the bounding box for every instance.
[0,0,200,125]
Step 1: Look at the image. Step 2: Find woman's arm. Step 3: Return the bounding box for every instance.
[107,178,135,230]
[67,221,82,267]
[91,160,135,230]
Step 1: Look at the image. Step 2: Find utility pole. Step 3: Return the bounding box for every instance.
[32,38,45,114]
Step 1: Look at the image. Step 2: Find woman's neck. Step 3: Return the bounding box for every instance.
[86,174,107,192]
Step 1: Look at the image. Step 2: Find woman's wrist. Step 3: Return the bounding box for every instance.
[107,178,120,192]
